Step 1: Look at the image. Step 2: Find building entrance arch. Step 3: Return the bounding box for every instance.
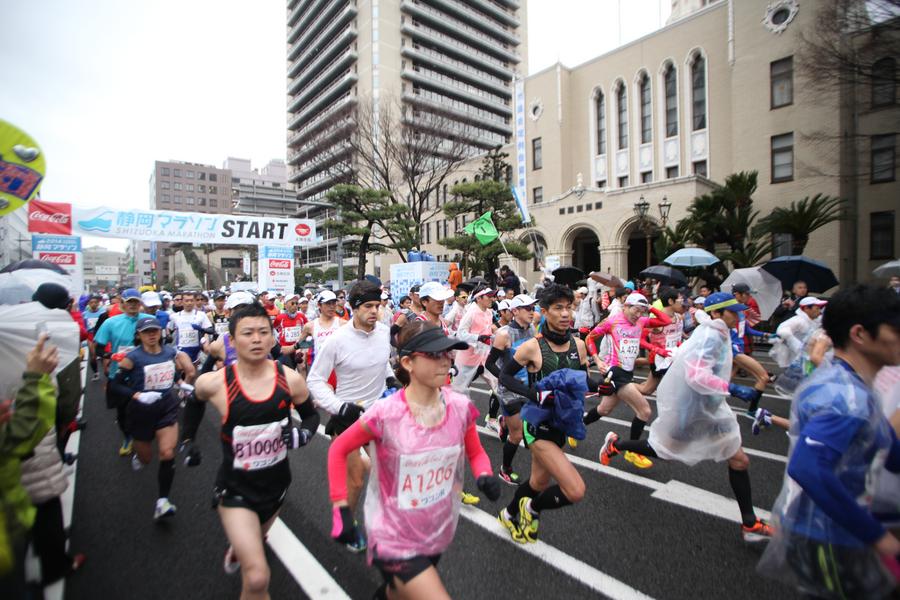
[569,227,601,274]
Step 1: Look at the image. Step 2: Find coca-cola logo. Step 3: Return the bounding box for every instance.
[30,210,70,223]
[269,259,291,269]
[38,252,75,265]
[295,223,311,236]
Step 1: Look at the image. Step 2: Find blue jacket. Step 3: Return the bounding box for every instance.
[521,368,588,440]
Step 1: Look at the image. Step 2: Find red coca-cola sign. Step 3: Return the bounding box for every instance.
[37,252,76,266]
[268,259,291,269]
[294,223,311,237]
[28,200,72,234]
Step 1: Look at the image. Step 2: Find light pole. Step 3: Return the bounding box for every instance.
[633,195,653,269]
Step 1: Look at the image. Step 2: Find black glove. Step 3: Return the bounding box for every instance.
[338,402,364,423]
[477,334,493,344]
[331,505,358,544]
[180,440,202,467]
[476,475,501,501]
[597,370,617,396]
[536,390,555,407]
[282,422,313,449]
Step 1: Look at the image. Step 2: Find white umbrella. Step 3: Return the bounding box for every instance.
[663,247,720,267]
[0,268,73,298]
[0,302,80,395]
[721,267,783,319]
[873,259,900,278]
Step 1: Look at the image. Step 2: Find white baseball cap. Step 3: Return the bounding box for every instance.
[576,287,588,295]
[509,293,537,309]
[226,291,255,309]
[624,292,651,307]
[317,290,337,303]
[473,287,496,299]
[497,300,510,311]
[799,296,828,307]
[419,281,453,301]
[140,291,162,307]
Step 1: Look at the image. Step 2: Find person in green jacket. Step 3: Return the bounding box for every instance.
[0,335,59,596]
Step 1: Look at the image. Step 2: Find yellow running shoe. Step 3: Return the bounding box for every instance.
[567,436,578,448]
[517,497,539,543]
[497,509,526,544]
[460,491,480,505]
[624,451,653,469]
[119,438,133,456]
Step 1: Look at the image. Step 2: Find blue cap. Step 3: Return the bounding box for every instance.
[122,288,141,301]
[625,281,635,290]
[135,317,162,332]
[704,292,748,313]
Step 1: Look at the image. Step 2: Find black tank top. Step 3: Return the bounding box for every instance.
[530,335,581,384]
[217,362,293,502]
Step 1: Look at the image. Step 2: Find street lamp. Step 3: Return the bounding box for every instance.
[633,195,650,220]
[633,195,655,269]
[658,196,671,227]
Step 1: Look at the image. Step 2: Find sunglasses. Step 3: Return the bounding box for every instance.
[412,350,453,361]
[458,295,469,300]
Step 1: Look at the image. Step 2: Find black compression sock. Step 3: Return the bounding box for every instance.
[488,392,500,419]
[613,438,658,457]
[530,485,574,512]
[728,467,757,527]
[158,459,175,498]
[506,481,536,517]
[502,441,518,471]
[583,408,603,425]
[630,417,647,441]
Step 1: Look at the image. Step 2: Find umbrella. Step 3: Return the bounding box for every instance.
[762,255,838,293]
[589,271,625,288]
[552,266,585,287]
[0,269,72,299]
[663,247,720,267]
[638,265,687,286]
[721,267,783,319]
[873,259,900,278]
[0,302,81,392]
[0,258,68,275]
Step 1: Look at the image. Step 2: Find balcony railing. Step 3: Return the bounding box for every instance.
[288,121,355,165]
[289,4,356,66]
[401,22,513,78]
[289,50,357,112]
[403,44,510,89]
[402,68,510,115]
[292,142,352,181]
[294,163,353,194]
[288,70,357,128]
[423,0,520,44]
[403,89,512,135]
[288,93,356,141]
[287,0,313,27]
[289,28,356,93]
[402,1,520,62]
[403,114,506,149]
[465,0,520,27]
[288,0,329,44]
[292,0,354,63]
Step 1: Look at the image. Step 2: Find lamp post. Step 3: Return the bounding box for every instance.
[658,196,671,227]
[633,195,653,269]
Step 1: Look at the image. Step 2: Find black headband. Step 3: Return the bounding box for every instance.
[350,290,382,309]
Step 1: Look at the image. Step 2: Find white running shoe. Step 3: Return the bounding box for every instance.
[223,546,240,575]
[484,417,500,434]
[154,497,177,520]
[131,455,144,471]
[91,373,100,382]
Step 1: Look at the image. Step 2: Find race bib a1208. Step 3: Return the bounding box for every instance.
[231,421,286,471]
[143,361,175,391]
[397,446,461,510]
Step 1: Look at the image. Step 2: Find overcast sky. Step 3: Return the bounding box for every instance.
[3,0,669,251]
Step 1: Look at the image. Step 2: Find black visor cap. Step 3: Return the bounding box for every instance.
[399,326,469,355]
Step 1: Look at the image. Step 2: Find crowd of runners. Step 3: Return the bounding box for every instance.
[3,273,899,600]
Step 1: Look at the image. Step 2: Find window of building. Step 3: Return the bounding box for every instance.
[426,222,431,244]
[187,184,194,192]
[443,220,448,238]
[221,258,242,269]
[595,201,603,209]
[693,161,707,177]
[198,172,206,181]
[174,169,181,177]
[618,175,629,187]
[567,206,574,214]
[210,199,218,207]
[617,82,628,149]
[770,56,793,108]
[209,173,217,182]
[161,181,170,189]
[174,196,182,204]
[597,179,606,188]
[639,72,652,144]
[771,132,794,182]
[872,57,896,108]
[532,137,542,170]
[187,170,194,178]
[641,171,653,183]
[210,186,217,194]
[664,63,678,137]
[161,194,170,203]
[691,54,706,130]
[666,165,679,179]
[198,184,206,193]
[871,211,895,259]
[443,184,448,204]
[872,134,896,183]
[161,167,170,176]
[186,197,195,205]
[559,208,565,215]
[174,182,182,190]
[595,91,606,155]
[577,205,584,213]
[772,233,793,257]
[533,186,543,203]
[198,197,206,206]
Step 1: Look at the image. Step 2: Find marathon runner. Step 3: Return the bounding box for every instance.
[93,288,152,456]
[635,288,686,398]
[599,292,774,542]
[273,294,308,371]
[485,294,538,485]
[583,292,672,469]
[109,317,196,519]
[207,292,230,340]
[168,291,212,364]
[328,320,499,599]
[82,293,106,382]
[297,290,342,375]
[308,280,394,553]
[192,301,319,598]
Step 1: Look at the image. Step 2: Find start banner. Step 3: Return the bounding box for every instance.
[71,205,316,246]
[32,234,84,295]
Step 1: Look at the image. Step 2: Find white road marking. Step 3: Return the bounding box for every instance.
[267,519,352,600]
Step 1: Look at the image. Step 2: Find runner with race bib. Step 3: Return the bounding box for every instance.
[207,292,231,339]
[168,291,212,363]
[273,293,308,371]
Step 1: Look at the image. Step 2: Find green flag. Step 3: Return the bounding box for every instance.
[464,211,499,246]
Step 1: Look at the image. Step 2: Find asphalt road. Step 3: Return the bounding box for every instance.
[62,354,800,600]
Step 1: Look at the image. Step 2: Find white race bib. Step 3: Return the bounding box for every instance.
[87,317,99,330]
[619,337,640,359]
[143,361,175,391]
[215,321,230,336]
[397,446,461,510]
[283,326,301,344]
[665,334,680,351]
[180,327,199,347]
[231,421,286,471]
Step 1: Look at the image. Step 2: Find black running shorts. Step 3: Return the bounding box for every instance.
[373,553,441,587]
[125,394,180,442]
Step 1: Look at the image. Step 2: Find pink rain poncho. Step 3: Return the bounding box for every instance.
[648,318,742,465]
[452,303,496,391]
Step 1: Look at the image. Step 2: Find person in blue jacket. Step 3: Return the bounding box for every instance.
[759,284,900,599]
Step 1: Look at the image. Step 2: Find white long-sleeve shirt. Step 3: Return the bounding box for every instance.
[307,320,393,414]
[776,309,817,359]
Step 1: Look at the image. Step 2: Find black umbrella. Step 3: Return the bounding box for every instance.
[762,255,839,293]
[551,266,585,287]
[0,258,68,275]
[638,265,687,286]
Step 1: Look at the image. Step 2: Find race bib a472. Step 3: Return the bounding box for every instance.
[398,446,461,510]
[232,421,286,471]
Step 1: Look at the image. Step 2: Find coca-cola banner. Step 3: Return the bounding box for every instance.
[32,234,84,295]
[28,199,73,234]
[258,245,294,296]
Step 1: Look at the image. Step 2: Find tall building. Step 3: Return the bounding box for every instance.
[229,157,299,218]
[83,245,125,290]
[0,208,31,267]
[285,0,528,204]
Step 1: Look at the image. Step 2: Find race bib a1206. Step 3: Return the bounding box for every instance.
[397,446,461,510]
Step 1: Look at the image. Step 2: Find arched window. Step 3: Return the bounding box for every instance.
[664,63,678,137]
[617,82,628,150]
[595,91,606,155]
[873,57,896,107]
[691,54,706,131]
[639,72,652,144]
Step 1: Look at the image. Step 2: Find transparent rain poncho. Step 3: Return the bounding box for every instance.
[774,328,830,397]
[873,366,900,523]
[758,362,898,599]
[361,388,477,561]
[452,303,495,391]
[648,318,742,465]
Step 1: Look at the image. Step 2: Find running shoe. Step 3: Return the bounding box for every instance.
[567,436,578,448]
[91,373,100,382]
[624,451,653,469]
[154,497,177,520]
[497,509,526,544]
[498,416,508,443]
[741,519,774,543]
[484,417,500,435]
[346,523,367,553]
[460,491,480,505]
[599,432,620,466]
[118,437,133,456]
[131,454,144,471]
[752,408,772,436]
[498,465,520,486]
[223,546,240,575]
[517,497,539,543]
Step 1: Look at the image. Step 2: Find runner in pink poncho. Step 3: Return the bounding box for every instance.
[328,321,500,600]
